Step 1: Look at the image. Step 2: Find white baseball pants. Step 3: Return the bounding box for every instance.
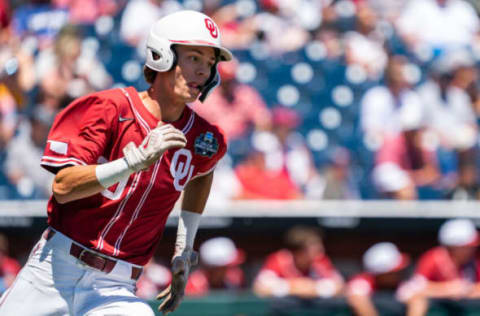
[0,229,155,316]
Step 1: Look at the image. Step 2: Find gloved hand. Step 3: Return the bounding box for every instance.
[156,250,198,315]
[123,124,186,172]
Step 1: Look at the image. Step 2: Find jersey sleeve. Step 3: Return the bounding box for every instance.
[415,251,437,280]
[194,125,227,177]
[313,255,343,280]
[41,94,118,174]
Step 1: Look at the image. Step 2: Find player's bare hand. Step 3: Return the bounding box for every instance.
[156,250,198,314]
[123,124,187,172]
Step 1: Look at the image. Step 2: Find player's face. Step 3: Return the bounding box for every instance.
[172,45,216,103]
[449,245,477,265]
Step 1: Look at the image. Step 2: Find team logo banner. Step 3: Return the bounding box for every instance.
[194,132,218,158]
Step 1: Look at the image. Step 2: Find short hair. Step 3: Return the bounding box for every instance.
[284,226,323,251]
[143,66,157,85]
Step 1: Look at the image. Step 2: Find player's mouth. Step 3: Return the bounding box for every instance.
[187,82,201,93]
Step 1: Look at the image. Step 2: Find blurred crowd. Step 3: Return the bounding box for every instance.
[3,0,480,201]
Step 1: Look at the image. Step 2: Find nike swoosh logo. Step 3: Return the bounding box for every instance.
[119,116,134,122]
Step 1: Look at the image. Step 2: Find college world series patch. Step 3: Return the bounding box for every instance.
[194,132,218,158]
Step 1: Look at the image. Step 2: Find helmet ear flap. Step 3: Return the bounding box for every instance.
[145,36,175,72]
[199,64,221,103]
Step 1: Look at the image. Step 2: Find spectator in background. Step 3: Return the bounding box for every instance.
[186,237,245,296]
[191,59,271,144]
[361,55,423,144]
[344,3,388,81]
[247,0,312,55]
[234,149,302,199]
[372,102,440,200]
[321,147,360,199]
[400,218,480,316]
[119,0,181,47]
[250,106,323,199]
[136,258,171,300]
[35,24,112,111]
[417,50,479,199]
[366,0,406,22]
[0,233,21,295]
[395,0,480,60]
[1,1,35,146]
[311,26,344,62]
[11,0,69,48]
[254,226,344,300]
[4,106,55,198]
[346,242,410,316]
[202,0,257,50]
[52,0,119,25]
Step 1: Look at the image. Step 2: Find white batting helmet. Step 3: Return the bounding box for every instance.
[145,10,233,102]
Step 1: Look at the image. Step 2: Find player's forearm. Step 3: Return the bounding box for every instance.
[52,165,105,204]
[181,172,214,214]
[52,158,134,204]
[347,295,379,316]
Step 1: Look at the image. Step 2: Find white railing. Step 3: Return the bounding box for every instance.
[1,200,480,218]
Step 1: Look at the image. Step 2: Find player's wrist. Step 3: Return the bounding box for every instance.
[174,210,201,258]
[95,158,134,189]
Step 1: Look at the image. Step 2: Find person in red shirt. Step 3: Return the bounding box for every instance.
[346,242,410,316]
[0,10,231,316]
[186,237,245,296]
[400,218,480,316]
[234,149,302,199]
[253,226,344,300]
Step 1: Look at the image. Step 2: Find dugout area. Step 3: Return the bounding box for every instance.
[3,200,480,316]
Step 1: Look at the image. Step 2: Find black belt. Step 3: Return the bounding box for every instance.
[44,228,142,281]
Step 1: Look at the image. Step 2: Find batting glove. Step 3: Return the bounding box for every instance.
[157,250,198,315]
[123,124,186,172]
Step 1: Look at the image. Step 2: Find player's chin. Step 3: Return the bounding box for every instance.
[184,91,199,103]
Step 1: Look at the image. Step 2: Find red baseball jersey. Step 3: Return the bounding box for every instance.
[258,249,341,280]
[41,87,226,265]
[185,267,244,296]
[415,246,480,282]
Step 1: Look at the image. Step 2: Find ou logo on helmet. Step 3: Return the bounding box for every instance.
[204,18,218,38]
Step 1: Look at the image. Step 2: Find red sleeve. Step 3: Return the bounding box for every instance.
[41,94,118,174]
[312,255,341,279]
[259,251,293,279]
[225,266,244,288]
[415,250,437,280]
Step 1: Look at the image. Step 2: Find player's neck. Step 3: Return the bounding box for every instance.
[139,88,186,123]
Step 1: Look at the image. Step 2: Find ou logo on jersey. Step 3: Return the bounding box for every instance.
[170,149,195,191]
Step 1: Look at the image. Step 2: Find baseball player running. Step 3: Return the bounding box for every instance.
[0,10,231,316]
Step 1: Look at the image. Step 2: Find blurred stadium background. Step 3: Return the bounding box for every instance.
[3,0,480,315]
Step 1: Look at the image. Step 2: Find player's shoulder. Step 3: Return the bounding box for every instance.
[419,246,444,261]
[86,87,129,105]
[189,106,227,145]
[267,249,293,263]
[67,87,129,111]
